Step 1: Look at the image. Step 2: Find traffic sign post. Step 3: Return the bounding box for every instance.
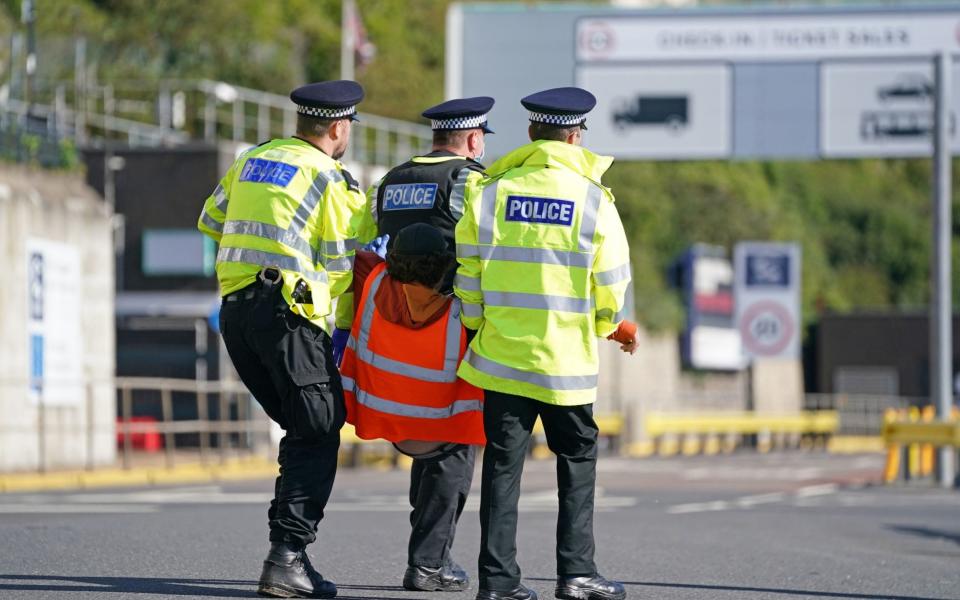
[932,52,956,488]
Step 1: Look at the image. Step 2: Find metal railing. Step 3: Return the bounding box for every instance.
[805,393,921,436]
[0,76,433,168]
[115,377,269,470]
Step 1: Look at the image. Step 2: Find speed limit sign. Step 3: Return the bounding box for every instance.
[739,300,794,356]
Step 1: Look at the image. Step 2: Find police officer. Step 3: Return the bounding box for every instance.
[454,88,638,600]
[197,80,375,599]
[350,97,493,593]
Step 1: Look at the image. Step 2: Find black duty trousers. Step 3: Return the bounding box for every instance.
[408,444,476,568]
[219,279,346,547]
[478,389,599,591]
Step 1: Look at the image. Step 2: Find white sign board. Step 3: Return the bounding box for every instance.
[577,14,960,62]
[821,60,960,157]
[27,239,84,406]
[576,64,731,159]
[734,242,802,361]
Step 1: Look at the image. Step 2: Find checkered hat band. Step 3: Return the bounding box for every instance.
[431,113,488,130]
[528,111,586,126]
[297,105,356,118]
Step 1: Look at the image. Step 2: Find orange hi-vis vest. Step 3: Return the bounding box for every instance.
[340,263,485,445]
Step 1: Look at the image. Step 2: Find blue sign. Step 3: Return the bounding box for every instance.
[746,254,790,287]
[504,195,575,226]
[239,158,299,187]
[30,334,43,394]
[382,183,439,211]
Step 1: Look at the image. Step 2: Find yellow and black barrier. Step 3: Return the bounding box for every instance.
[633,411,839,457]
[882,406,960,483]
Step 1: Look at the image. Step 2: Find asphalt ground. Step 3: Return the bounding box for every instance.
[0,452,957,600]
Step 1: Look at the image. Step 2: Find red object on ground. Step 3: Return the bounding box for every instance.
[115,416,162,452]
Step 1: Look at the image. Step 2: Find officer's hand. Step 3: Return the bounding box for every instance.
[332,328,351,367]
[620,332,639,356]
[363,234,390,259]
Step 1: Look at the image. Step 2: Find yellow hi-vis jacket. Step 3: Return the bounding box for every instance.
[454,140,631,406]
[197,137,376,332]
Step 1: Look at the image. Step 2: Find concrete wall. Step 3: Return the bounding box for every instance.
[0,165,115,472]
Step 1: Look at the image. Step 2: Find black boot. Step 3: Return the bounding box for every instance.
[403,559,469,592]
[475,584,538,600]
[555,575,625,600]
[257,542,337,599]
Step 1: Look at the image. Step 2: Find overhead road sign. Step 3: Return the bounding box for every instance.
[448,2,960,161]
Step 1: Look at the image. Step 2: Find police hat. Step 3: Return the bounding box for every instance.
[393,223,448,256]
[521,87,596,130]
[422,96,495,134]
[290,80,364,122]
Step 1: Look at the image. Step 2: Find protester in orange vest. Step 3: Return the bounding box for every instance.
[338,223,485,590]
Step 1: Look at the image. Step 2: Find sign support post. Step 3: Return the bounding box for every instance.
[931,51,956,488]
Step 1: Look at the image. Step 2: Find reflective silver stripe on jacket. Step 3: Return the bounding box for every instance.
[449,168,473,221]
[455,273,481,292]
[324,256,355,273]
[593,263,631,286]
[320,238,358,256]
[461,302,483,319]
[350,269,463,383]
[477,181,499,245]
[213,184,228,213]
[200,211,224,234]
[483,291,592,314]
[578,184,603,252]
[341,375,482,419]
[457,244,592,269]
[369,180,381,222]
[465,350,598,391]
[216,246,328,282]
[223,220,316,262]
[287,172,330,239]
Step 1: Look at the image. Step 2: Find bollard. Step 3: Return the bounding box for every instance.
[920,405,936,477]
[883,408,900,483]
[908,407,921,478]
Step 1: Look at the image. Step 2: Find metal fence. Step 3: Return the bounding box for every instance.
[0,76,433,168]
[805,393,922,436]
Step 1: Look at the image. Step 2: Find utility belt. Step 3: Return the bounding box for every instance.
[223,268,313,304]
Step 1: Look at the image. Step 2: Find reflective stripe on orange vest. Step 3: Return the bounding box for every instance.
[340,263,485,445]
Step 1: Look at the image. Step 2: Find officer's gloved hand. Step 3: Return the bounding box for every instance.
[332,328,350,367]
[363,234,390,259]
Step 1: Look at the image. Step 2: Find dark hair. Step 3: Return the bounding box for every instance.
[386,248,455,289]
[432,129,469,147]
[529,121,580,142]
[296,113,338,138]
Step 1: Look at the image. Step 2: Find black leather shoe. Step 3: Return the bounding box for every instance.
[475,584,538,600]
[403,560,469,592]
[257,542,337,598]
[555,575,625,600]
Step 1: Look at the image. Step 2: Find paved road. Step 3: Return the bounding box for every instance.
[0,453,957,600]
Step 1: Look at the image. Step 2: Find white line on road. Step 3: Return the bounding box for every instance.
[668,485,840,515]
[0,503,159,514]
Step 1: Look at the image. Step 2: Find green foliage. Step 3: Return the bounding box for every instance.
[605,158,952,331]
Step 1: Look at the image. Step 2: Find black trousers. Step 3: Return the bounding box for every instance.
[219,279,346,547]
[478,389,599,591]
[408,444,476,568]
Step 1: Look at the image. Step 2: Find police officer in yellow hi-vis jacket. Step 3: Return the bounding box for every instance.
[455,87,637,600]
[197,80,376,599]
